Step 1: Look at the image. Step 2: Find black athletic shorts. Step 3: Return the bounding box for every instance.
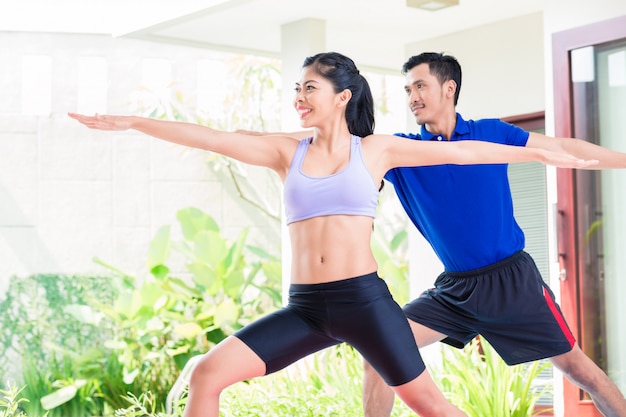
[404,251,576,365]
[235,272,426,386]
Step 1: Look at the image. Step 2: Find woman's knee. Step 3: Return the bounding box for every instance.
[188,356,222,394]
[189,337,267,395]
[363,358,376,373]
[393,371,458,417]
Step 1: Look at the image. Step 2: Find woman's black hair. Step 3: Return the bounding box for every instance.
[302,52,375,138]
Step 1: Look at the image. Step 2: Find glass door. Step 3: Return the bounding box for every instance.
[553,16,626,417]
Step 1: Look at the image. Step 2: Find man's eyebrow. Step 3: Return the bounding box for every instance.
[406,79,424,86]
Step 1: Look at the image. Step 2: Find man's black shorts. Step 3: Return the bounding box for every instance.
[404,251,576,365]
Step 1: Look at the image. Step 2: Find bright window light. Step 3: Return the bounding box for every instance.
[21,55,51,115]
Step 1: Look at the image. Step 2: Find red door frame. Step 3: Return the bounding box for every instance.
[552,14,626,417]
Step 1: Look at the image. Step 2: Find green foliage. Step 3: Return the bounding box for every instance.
[0,383,32,417]
[116,343,415,417]
[0,274,118,416]
[0,273,134,417]
[112,392,163,417]
[60,207,282,414]
[19,355,113,417]
[0,208,281,416]
[225,332,550,417]
[0,274,118,378]
[240,344,365,416]
[436,336,552,417]
[371,226,409,306]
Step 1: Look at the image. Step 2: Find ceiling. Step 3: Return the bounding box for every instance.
[3,0,544,71]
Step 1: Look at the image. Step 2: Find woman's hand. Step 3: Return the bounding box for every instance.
[538,148,599,169]
[68,112,132,131]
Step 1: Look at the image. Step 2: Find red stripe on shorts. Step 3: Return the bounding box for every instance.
[543,287,576,347]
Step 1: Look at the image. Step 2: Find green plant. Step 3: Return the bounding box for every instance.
[0,274,118,417]
[20,352,119,417]
[371,226,409,306]
[113,392,164,417]
[0,275,118,380]
[0,383,30,417]
[115,343,415,417]
[41,207,282,414]
[436,336,552,417]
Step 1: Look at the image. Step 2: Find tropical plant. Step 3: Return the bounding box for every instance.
[436,336,553,417]
[38,207,282,415]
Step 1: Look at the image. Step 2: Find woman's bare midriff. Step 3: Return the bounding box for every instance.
[287,215,379,284]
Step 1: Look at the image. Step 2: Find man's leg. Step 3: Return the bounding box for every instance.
[362,320,446,417]
[392,368,467,417]
[550,344,626,417]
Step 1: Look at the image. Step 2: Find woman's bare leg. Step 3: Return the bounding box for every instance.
[183,336,266,417]
[392,369,467,417]
[363,320,447,417]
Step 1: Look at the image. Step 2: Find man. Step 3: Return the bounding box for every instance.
[362,52,626,417]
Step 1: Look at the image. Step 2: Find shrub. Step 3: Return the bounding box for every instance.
[436,336,552,417]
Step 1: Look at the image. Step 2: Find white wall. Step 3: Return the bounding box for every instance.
[404,12,546,121]
[0,32,282,291]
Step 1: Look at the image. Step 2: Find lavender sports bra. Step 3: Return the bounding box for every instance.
[284,135,379,225]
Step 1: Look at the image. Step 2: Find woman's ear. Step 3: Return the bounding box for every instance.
[337,88,352,107]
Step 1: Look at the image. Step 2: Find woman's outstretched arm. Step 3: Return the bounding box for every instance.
[526,132,626,169]
[372,134,598,171]
[68,113,296,175]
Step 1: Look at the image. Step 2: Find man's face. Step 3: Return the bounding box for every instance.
[403,63,450,126]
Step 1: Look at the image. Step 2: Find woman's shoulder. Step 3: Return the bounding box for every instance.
[360,133,403,149]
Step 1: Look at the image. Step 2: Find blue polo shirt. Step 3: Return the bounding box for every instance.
[384,113,530,272]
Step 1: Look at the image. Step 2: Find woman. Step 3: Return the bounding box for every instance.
[69,52,594,417]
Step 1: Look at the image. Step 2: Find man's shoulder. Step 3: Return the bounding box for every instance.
[461,116,528,145]
[465,117,507,127]
[463,117,522,134]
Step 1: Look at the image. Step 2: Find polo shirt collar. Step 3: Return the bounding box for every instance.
[419,113,469,141]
